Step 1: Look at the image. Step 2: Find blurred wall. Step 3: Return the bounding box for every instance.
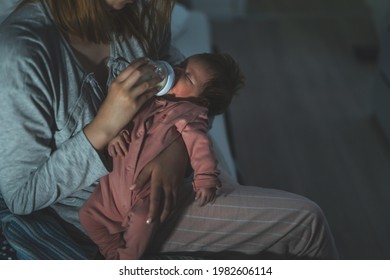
[188,0,247,19]
[367,0,390,142]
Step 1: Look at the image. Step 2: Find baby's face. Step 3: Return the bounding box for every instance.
[168,57,211,98]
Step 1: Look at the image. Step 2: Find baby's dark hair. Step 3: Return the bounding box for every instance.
[195,53,245,116]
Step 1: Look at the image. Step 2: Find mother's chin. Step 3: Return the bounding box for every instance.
[104,0,135,10]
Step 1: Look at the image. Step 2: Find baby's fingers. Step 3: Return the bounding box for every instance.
[114,144,126,157]
[117,139,128,156]
[108,144,117,157]
[197,194,208,207]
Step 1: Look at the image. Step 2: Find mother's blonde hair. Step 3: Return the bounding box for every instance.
[26,0,174,59]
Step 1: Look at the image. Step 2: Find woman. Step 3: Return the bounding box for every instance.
[0,0,338,259]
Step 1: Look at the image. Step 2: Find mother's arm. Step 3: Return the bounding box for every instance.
[0,41,110,215]
[0,38,161,216]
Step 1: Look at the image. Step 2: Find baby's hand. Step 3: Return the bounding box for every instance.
[195,187,217,207]
[108,130,130,157]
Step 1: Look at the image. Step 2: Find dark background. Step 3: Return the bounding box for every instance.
[184,0,390,259]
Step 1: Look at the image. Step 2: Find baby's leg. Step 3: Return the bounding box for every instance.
[79,187,126,260]
[117,197,155,259]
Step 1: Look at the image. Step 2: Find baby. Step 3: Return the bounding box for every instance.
[80,52,244,259]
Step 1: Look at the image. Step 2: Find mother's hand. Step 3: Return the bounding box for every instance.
[132,137,189,224]
[84,58,161,150]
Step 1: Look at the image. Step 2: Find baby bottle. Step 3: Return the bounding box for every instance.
[151,60,175,96]
[113,57,175,96]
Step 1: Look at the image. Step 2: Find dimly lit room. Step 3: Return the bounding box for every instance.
[0,0,389,263]
[178,0,390,260]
